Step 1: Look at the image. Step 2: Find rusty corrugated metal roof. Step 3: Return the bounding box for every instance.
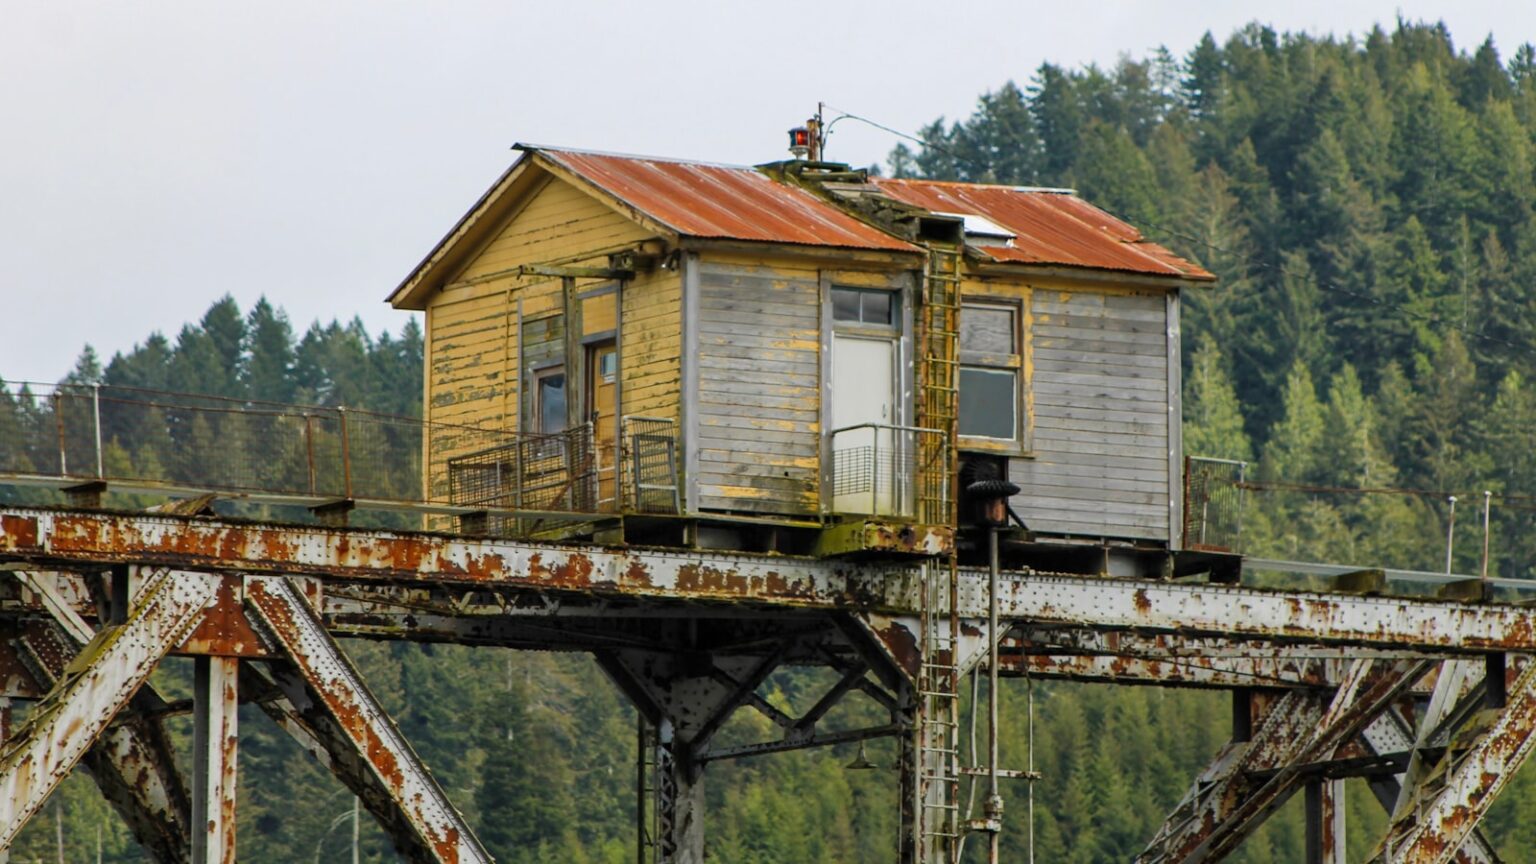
[871,178,1215,281]
[530,146,918,253]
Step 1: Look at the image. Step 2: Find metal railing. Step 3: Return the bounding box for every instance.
[1183,456,1247,552]
[446,423,597,537]
[620,415,680,515]
[830,423,949,522]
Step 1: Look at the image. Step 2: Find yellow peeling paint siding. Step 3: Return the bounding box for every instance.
[693,256,823,515]
[621,265,682,422]
[985,276,1173,542]
[421,173,662,504]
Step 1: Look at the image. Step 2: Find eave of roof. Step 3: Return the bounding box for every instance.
[871,178,1215,282]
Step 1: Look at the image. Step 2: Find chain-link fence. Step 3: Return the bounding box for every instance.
[0,382,607,520]
[1183,456,1247,552]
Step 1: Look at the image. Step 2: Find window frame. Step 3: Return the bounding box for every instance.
[958,298,1029,454]
[532,364,568,436]
[830,286,900,335]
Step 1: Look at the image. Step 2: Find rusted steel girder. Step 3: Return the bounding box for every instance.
[243,575,491,864]
[0,568,218,850]
[984,571,1536,652]
[0,508,902,608]
[12,508,1536,654]
[1002,650,1341,690]
[1376,661,1536,863]
[1139,660,1431,863]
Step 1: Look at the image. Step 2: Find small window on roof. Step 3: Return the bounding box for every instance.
[933,211,1016,246]
[832,287,895,326]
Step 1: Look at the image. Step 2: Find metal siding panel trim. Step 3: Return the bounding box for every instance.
[1167,291,1182,548]
[682,253,701,513]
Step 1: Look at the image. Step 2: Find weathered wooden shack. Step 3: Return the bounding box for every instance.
[389,145,1213,563]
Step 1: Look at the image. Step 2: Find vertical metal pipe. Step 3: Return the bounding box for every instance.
[53,392,68,476]
[1445,495,1458,575]
[351,796,360,864]
[1027,673,1035,864]
[637,715,647,864]
[987,524,1002,864]
[872,428,880,517]
[92,383,103,478]
[1481,490,1492,581]
[304,414,317,495]
[338,407,353,499]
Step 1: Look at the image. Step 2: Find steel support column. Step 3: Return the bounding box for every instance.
[190,656,238,864]
[245,575,491,864]
[1304,778,1345,864]
[0,568,218,849]
[597,645,804,864]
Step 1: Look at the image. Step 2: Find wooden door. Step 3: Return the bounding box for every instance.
[586,340,619,509]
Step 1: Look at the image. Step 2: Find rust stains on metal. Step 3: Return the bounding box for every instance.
[177,577,274,659]
[872,178,1215,281]
[533,147,920,253]
[0,515,38,550]
[1133,589,1152,614]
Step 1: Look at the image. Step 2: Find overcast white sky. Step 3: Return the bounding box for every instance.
[3,1,1533,385]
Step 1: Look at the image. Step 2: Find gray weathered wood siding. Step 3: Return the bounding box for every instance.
[1009,289,1171,541]
[692,261,821,515]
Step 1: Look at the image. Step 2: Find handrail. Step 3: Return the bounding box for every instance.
[831,422,944,436]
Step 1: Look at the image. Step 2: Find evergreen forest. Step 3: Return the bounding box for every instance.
[9,17,1536,863]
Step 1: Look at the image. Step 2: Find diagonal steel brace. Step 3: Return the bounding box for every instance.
[244,575,491,864]
[0,568,218,851]
[1375,660,1536,863]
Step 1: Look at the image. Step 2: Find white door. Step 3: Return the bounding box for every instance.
[832,335,897,515]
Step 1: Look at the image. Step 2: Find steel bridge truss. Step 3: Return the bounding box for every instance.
[3,508,1536,862]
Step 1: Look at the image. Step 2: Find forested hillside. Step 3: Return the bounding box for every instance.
[893,20,1536,583]
[12,19,1536,863]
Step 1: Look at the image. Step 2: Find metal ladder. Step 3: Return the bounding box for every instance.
[916,240,961,526]
[918,558,963,861]
[915,238,964,862]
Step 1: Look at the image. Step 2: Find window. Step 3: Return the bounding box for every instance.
[959,303,1021,443]
[832,287,895,327]
[534,367,567,435]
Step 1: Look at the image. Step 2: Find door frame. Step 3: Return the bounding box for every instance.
[818,271,915,515]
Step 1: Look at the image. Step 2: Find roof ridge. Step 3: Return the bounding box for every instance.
[876,176,1075,194]
[514,143,752,171]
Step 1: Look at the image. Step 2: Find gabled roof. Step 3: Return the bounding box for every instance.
[871,178,1216,282]
[536,147,918,253]
[390,146,1213,309]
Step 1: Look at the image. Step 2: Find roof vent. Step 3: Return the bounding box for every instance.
[933,211,1015,246]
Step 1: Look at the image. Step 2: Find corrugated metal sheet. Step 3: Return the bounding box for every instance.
[531,147,918,253]
[872,178,1215,281]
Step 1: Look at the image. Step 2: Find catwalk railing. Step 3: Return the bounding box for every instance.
[0,382,680,532]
